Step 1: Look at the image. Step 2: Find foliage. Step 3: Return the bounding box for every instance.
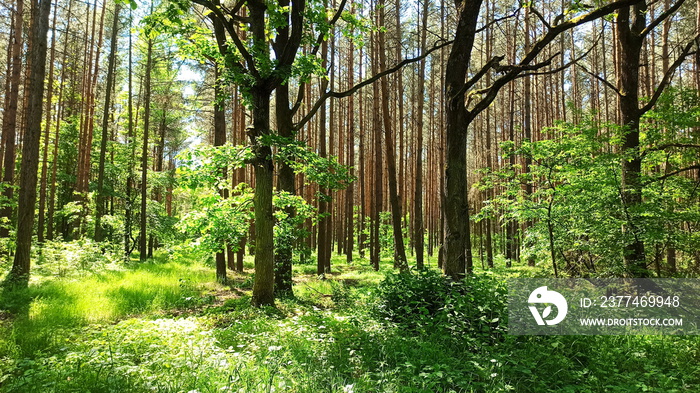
[267,135,355,191]
[376,269,507,340]
[274,191,316,260]
[176,185,253,255]
[479,95,700,276]
[176,141,351,260]
[34,239,122,278]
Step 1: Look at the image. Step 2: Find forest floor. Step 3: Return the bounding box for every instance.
[1,248,699,392]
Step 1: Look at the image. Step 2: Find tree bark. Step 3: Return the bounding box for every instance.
[616,3,647,276]
[95,2,121,242]
[443,0,482,279]
[275,82,295,295]
[139,28,153,261]
[413,0,429,269]
[378,0,408,271]
[213,64,228,283]
[6,0,51,286]
[0,0,24,238]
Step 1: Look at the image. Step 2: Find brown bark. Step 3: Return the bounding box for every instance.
[414,0,429,269]
[0,0,24,238]
[378,0,408,271]
[37,0,59,244]
[317,37,331,276]
[95,2,121,242]
[213,63,228,283]
[6,0,51,286]
[139,26,153,261]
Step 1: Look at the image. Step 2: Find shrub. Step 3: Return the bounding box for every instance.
[376,269,507,340]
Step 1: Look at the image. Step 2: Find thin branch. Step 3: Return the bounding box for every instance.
[640,0,687,38]
[309,0,348,56]
[463,0,639,120]
[475,7,521,34]
[290,0,349,113]
[639,36,699,114]
[644,165,700,185]
[579,64,621,95]
[293,39,454,131]
[192,0,261,80]
[516,37,598,79]
[642,143,700,157]
[529,7,551,30]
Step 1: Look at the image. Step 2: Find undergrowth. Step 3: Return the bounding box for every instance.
[0,251,699,392]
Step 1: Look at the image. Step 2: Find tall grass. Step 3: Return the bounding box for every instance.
[0,258,217,358]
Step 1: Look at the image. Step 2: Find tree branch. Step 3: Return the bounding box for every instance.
[639,35,699,115]
[640,0,687,38]
[456,55,504,98]
[293,39,454,131]
[290,0,349,114]
[192,0,261,80]
[475,7,521,34]
[644,165,700,185]
[579,64,622,96]
[528,6,551,30]
[462,0,640,121]
[642,143,700,157]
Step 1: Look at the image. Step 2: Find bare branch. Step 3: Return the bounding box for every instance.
[642,143,700,157]
[529,7,551,30]
[290,0,349,113]
[579,64,621,95]
[463,0,639,121]
[644,165,700,185]
[640,0,687,38]
[475,7,522,34]
[639,36,698,114]
[293,39,454,131]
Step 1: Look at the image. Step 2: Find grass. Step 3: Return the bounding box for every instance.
[1,247,699,392]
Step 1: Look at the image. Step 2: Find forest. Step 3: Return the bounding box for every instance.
[0,0,699,390]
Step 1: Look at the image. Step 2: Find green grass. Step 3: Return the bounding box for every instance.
[1,247,700,392]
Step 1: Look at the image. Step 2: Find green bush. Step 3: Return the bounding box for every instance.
[376,269,507,340]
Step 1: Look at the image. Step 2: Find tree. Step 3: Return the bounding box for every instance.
[441,0,639,279]
[611,0,696,276]
[413,0,430,269]
[95,2,122,242]
[140,9,154,261]
[5,0,51,286]
[0,0,24,238]
[176,0,310,306]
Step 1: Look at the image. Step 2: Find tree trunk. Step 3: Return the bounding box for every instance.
[249,86,275,306]
[413,0,429,269]
[317,35,331,276]
[275,83,295,295]
[139,30,153,261]
[443,0,482,279]
[378,0,408,271]
[95,2,121,241]
[616,4,647,276]
[0,0,24,239]
[213,64,228,283]
[124,7,135,260]
[6,0,51,286]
